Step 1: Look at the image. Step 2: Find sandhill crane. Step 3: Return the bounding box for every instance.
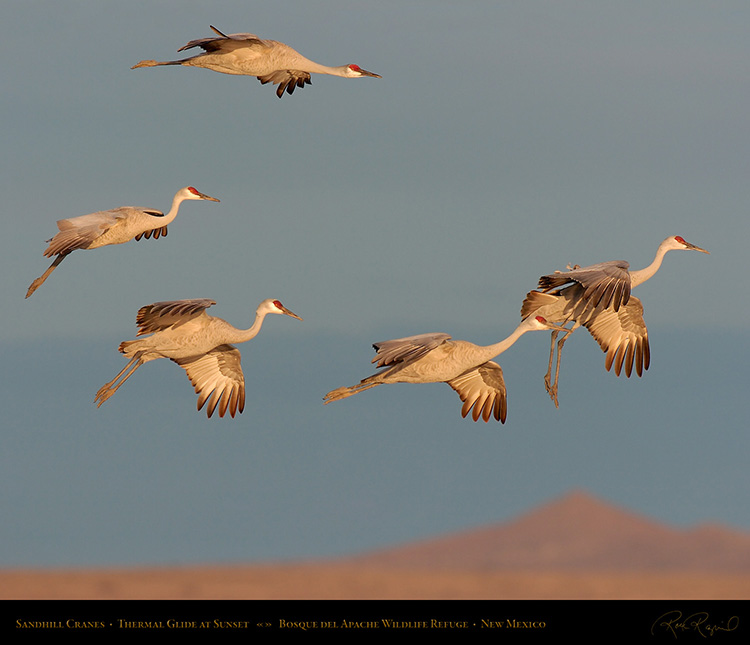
[323,315,564,423]
[26,186,219,298]
[95,298,302,418]
[132,25,381,98]
[522,235,709,407]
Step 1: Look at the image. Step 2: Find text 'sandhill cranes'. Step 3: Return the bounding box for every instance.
[95,299,303,418]
[26,187,219,298]
[133,25,381,98]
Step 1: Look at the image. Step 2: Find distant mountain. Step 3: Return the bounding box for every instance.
[351,490,750,572]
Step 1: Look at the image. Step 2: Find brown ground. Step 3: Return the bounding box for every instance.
[2,564,749,600]
[4,492,749,600]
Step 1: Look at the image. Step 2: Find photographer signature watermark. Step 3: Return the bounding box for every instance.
[651,610,740,638]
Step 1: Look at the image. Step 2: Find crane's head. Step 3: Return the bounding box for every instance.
[523,315,568,332]
[344,64,382,78]
[258,299,303,321]
[184,186,220,202]
[666,236,709,254]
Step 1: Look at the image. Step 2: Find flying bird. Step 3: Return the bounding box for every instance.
[132,25,381,98]
[323,315,564,423]
[95,298,303,418]
[26,186,219,298]
[522,235,709,407]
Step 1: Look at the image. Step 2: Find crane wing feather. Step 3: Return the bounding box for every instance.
[44,207,165,255]
[257,70,313,97]
[178,30,266,53]
[134,225,168,241]
[43,210,125,256]
[538,260,631,311]
[447,361,507,423]
[173,345,245,418]
[44,224,106,256]
[582,296,650,377]
[135,299,216,336]
[371,333,452,368]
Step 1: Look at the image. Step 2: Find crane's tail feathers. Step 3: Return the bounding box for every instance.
[323,380,380,404]
[118,339,140,355]
[520,290,559,318]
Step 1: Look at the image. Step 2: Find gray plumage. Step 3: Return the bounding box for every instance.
[525,235,709,407]
[324,316,563,423]
[95,298,302,418]
[132,25,381,98]
[26,186,219,298]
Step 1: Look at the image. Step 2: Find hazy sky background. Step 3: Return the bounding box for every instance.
[2,1,748,568]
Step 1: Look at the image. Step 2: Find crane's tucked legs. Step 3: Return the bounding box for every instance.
[25,254,68,299]
[131,59,186,69]
[323,379,381,403]
[94,353,146,407]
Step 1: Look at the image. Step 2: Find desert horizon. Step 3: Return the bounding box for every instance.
[4,490,749,600]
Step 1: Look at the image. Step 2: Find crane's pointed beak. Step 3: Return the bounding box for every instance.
[280,306,303,321]
[199,192,220,203]
[686,242,709,254]
[359,68,381,78]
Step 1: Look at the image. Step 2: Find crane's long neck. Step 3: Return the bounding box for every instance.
[226,310,269,344]
[291,53,351,77]
[476,323,533,363]
[316,64,351,77]
[160,193,188,225]
[629,240,671,288]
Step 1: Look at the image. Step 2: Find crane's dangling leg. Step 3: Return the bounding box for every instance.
[94,353,145,408]
[547,322,579,408]
[25,253,68,298]
[543,329,560,396]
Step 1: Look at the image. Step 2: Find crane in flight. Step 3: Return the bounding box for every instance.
[323,315,564,423]
[26,186,219,298]
[132,25,381,98]
[522,235,709,407]
[95,298,303,418]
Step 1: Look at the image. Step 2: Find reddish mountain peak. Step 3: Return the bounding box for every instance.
[507,490,675,539]
[353,490,750,572]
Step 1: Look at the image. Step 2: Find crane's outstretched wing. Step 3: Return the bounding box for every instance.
[371,333,452,368]
[582,296,650,377]
[257,70,312,97]
[44,207,167,255]
[133,209,168,241]
[43,209,126,256]
[173,344,245,418]
[177,27,265,53]
[447,361,507,423]
[538,260,631,312]
[134,225,168,241]
[134,299,217,336]
[176,26,308,96]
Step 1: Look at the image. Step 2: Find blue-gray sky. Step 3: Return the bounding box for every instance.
[2,1,748,567]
